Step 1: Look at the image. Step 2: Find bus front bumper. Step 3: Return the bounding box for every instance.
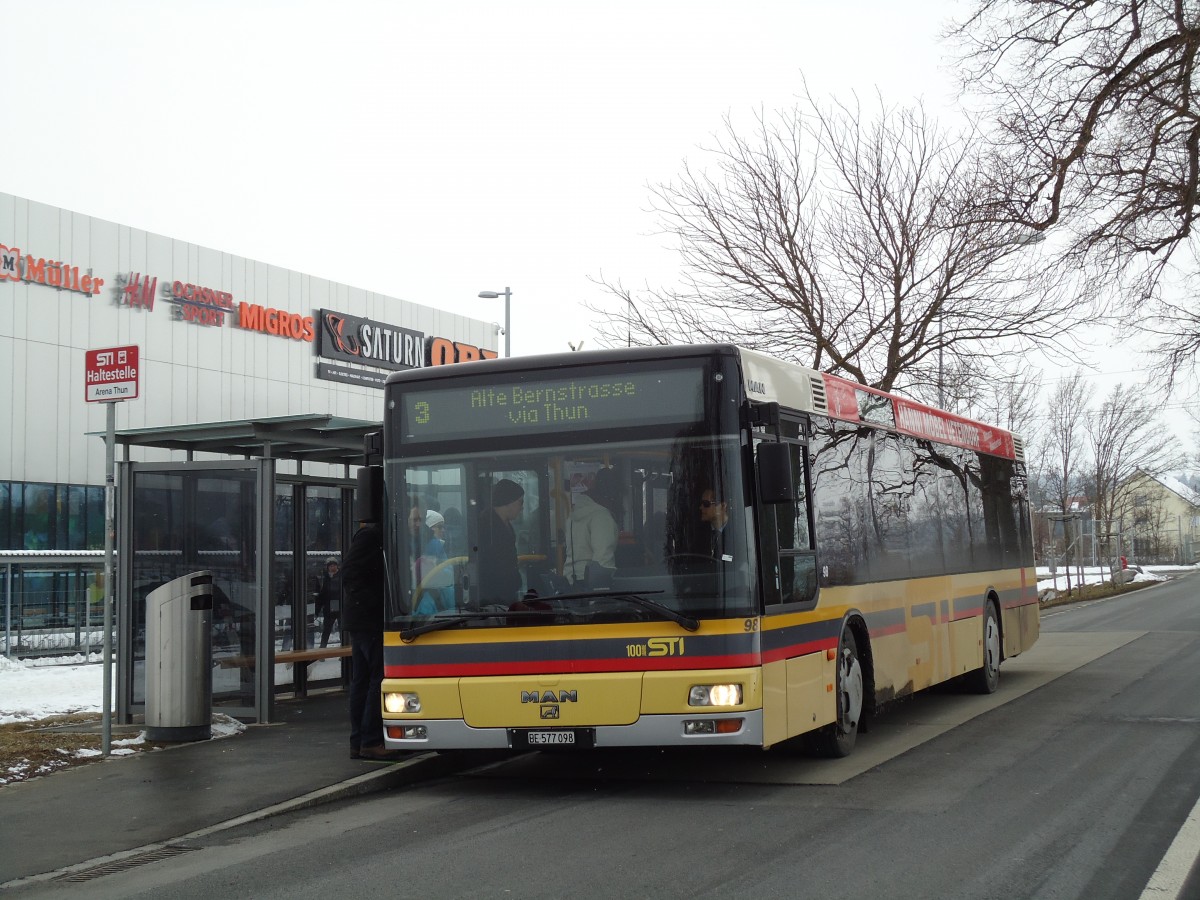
[383,710,764,751]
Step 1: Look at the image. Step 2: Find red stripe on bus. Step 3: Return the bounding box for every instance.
[385,652,760,679]
[760,637,838,664]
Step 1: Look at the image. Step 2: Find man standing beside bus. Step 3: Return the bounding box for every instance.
[341,520,402,762]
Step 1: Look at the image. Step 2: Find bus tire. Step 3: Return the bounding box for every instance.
[965,600,1001,695]
[809,626,864,758]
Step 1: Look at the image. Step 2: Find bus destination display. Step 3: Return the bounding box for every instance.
[401,368,705,442]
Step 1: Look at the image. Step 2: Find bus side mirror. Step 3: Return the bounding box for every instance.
[356,465,383,523]
[757,443,794,504]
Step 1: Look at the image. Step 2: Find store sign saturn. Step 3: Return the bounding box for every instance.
[317,308,497,388]
[320,309,425,370]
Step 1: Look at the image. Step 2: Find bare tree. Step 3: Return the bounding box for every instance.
[952,0,1200,384]
[911,357,1044,438]
[1035,372,1095,590]
[1087,382,1185,560]
[591,91,1092,397]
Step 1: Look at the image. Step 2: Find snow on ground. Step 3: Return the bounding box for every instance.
[0,652,111,724]
[1035,563,1194,593]
[0,651,247,744]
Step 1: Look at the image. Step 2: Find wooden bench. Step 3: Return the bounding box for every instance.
[277,646,351,665]
[217,646,351,698]
[216,646,351,668]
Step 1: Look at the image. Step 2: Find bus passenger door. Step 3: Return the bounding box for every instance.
[755,436,817,611]
[754,425,820,747]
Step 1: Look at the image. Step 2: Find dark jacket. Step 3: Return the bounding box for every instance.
[317,570,342,615]
[341,523,386,632]
[475,508,521,604]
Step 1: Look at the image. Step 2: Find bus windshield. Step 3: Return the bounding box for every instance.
[385,434,757,628]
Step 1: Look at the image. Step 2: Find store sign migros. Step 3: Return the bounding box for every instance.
[155,277,314,340]
[0,243,105,296]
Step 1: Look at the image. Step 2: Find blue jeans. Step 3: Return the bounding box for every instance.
[348,629,385,750]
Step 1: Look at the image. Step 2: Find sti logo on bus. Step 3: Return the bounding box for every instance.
[626,637,686,658]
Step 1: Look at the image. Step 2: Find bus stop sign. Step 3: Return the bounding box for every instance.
[85,345,140,402]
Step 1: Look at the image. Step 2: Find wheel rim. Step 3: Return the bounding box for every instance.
[983,612,1000,680]
[839,645,863,734]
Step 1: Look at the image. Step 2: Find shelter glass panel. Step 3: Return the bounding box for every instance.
[129,469,260,711]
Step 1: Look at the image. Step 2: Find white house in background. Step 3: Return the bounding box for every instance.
[1114,470,1200,564]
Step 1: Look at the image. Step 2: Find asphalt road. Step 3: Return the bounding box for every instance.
[13,575,1200,900]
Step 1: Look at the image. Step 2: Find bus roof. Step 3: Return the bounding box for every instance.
[737,346,1021,461]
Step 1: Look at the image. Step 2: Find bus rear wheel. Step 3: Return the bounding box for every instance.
[965,600,1001,694]
[808,627,863,758]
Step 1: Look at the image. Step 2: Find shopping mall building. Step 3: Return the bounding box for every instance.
[1,191,497,718]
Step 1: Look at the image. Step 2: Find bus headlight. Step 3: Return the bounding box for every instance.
[688,684,743,707]
[384,691,421,713]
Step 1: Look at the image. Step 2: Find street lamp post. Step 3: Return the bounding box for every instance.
[478,287,511,357]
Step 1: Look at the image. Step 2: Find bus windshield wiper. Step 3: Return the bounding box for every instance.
[400,614,475,642]
[399,608,581,642]
[548,589,699,632]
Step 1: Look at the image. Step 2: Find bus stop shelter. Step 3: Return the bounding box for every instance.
[108,414,378,725]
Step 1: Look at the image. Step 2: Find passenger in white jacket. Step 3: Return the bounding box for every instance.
[563,469,620,583]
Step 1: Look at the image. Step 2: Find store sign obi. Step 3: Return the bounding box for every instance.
[1,244,105,296]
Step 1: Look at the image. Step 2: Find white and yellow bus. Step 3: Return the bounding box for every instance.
[373,344,1038,757]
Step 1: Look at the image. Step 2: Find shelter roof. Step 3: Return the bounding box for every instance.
[91,413,380,468]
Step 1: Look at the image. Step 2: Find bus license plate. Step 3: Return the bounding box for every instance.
[511,729,595,749]
[529,731,574,745]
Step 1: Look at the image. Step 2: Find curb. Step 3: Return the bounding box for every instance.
[0,750,486,891]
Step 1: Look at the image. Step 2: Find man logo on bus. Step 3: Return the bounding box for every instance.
[540,706,560,719]
[521,690,578,704]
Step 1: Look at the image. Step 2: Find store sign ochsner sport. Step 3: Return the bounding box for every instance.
[149,276,314,341]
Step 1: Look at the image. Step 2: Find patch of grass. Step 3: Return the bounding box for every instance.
[1041,578,1154,608]
[0,715,170,787]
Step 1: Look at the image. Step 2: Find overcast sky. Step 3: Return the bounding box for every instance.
[1,1,960,347]
[1,0,1193,441]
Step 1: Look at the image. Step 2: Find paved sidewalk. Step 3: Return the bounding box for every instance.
[0,691,460,887]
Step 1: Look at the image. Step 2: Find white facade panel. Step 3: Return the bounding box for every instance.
[0,192,497,489]
[0,335,13,475]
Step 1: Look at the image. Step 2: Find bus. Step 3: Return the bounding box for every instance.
[369,344,1038,757]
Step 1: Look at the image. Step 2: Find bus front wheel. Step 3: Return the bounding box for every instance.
[965,600,1001,695]
[808,627,863,758]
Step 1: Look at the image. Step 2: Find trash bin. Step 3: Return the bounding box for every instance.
[145,571,214,742]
